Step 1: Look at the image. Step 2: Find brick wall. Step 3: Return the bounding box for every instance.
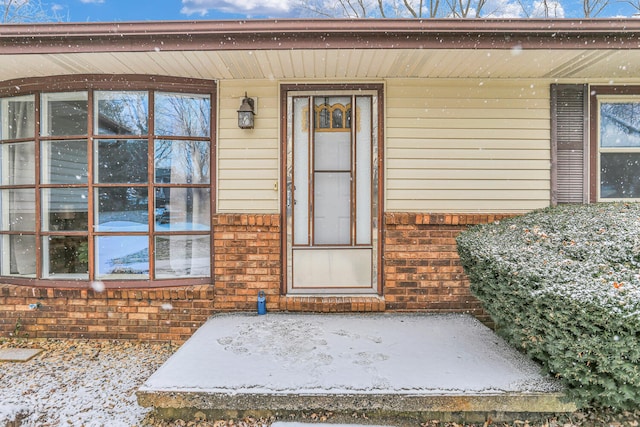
[0,285,214,342]
[212,214,281,311]
[383,213,515,320]
[0,212,515,342]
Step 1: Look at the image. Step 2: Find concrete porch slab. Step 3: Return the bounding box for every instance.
[137,313,576,423]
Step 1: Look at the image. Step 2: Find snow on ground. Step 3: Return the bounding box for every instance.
[0,339,176,427]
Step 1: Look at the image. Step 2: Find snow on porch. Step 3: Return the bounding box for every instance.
[137,313,576,422]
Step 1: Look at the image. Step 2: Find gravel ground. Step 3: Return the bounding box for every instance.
[1,338,639,427]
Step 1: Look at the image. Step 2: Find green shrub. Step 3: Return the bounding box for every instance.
[457,203,640,410]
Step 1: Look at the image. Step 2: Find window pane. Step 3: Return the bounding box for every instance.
[154,187,210,231]
[155,235,210,278]
[314,172,351,245]
[1,95,34,140]
[0,141,35,185]
[96,139,148,183]
[155,92,210,137]
[42,236,88,278]
[95,187,148,232]
[154,140,210,184]
[41,140,88,184]
[1,189,35,231]
[356,96,372,245]
[41,188,88,231]
[41,92,88,137]
[96,235,148,279]
[314,132,351,171]
[95,91,148,135]
[1,234,35,276]
[600,153,640,199]
[600,102,640,148]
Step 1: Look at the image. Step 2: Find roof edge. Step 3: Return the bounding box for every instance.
[2,18,640,53]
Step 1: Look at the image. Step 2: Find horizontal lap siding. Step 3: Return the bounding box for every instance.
[385,79,551,213]
[217,80,280,213]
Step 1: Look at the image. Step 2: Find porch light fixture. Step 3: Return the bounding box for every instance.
[237,93,255,129]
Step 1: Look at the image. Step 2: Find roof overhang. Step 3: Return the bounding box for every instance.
[1,19,640,82]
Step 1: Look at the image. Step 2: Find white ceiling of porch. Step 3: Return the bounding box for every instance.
[1,48,639,82]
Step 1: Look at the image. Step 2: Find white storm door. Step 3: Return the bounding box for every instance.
[286,93,378,294]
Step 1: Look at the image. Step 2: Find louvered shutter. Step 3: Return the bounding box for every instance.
[551,84,588,205]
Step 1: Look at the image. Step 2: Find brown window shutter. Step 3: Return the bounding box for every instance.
[551,84,588,205]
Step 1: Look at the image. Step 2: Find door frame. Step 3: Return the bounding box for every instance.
[279,83,385,295]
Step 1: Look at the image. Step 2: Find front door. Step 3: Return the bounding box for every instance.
[285,89,380,294]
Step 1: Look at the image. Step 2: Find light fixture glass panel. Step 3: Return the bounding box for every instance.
[95,235,149,279]
[95,139,148,183]
[94,187,148,232]
[41,188,88,232]
[95,91,148,135]
[41,92,88,137]
[154,139,210,184]
[41,140,88,184]
[314,172,351,245]
[155,92,210,137]
[155,235,210,278]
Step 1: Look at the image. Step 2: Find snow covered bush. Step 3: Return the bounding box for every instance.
[457,203,640,410]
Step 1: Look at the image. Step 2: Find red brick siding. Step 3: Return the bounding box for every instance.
[0,285,213,342]
[212,214,281,311]
[383,213,515,319]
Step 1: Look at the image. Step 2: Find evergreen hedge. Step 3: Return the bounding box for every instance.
[456,203,640,410]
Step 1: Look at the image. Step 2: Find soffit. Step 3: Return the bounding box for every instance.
[1,48,639,82]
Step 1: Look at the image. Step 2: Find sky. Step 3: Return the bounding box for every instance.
[35,0,640,22]
[53,0,296,21]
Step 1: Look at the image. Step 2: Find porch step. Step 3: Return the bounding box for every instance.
[279,296,385,312]
[137,313,576,424]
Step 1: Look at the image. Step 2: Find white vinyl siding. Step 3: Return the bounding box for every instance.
[217,80,280,212]
[385,79,551,213]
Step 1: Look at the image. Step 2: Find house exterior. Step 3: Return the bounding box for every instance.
[0,19,638,341]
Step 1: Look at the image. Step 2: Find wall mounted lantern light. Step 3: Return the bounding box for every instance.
[237,93,255,129]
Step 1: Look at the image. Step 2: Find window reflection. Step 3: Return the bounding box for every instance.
[1,189,35,231]
[95,187,148,232]
[0,141,35,185]
[41,92,88,137]
[155,235,210,278]
[154,140,210,184]
[1,95,34,140]
[96,235,149,279]
[95,91,148,135]
[41,140,88,184]
[154,187,210,231]
[41,188,88,231]
[43,236,88,278]
[155,92,210,137]
[96,139,148,183]
[2,235,35,276]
